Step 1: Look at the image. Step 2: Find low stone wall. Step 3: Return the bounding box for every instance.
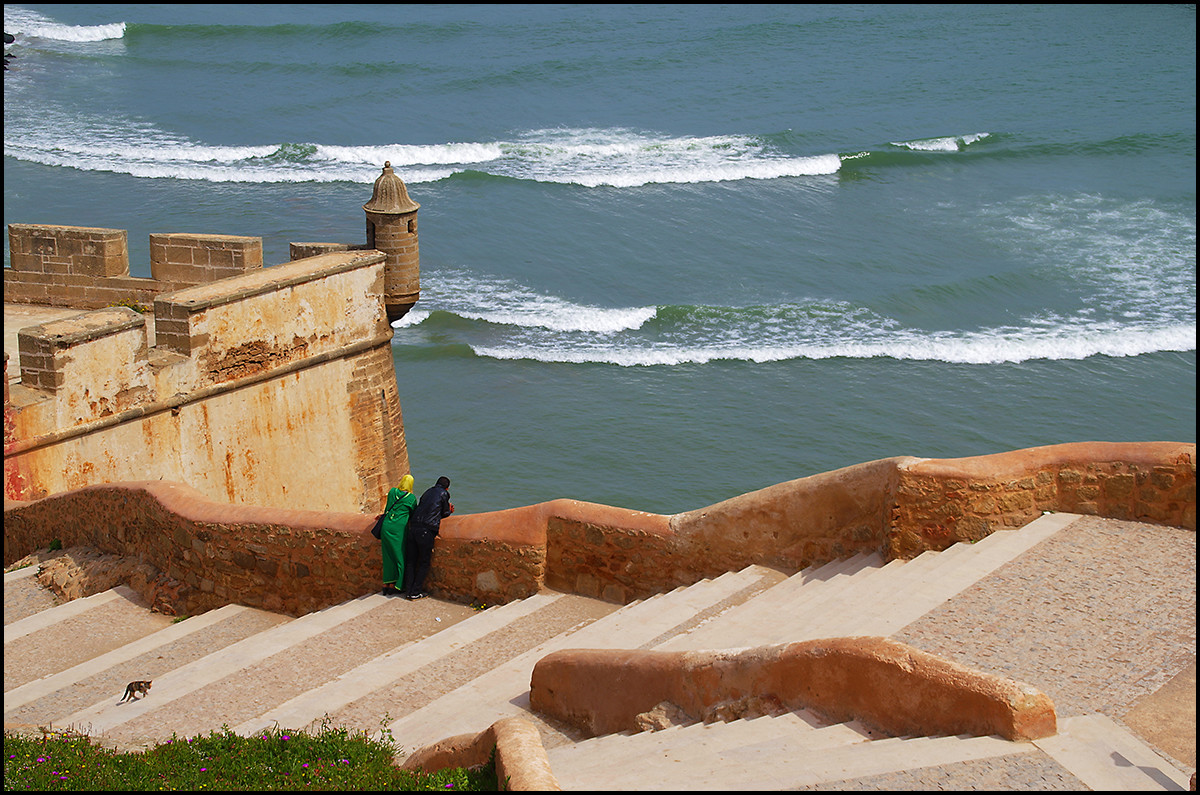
[1,481,382,616]
[2,442,1194,616]
[891,441,1196,557]
[401,716,560,791]
[528,638,1058,742]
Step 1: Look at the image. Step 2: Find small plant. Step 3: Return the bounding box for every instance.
[47,538,62,552]
[3,723,498,791]
[108,300,149,314]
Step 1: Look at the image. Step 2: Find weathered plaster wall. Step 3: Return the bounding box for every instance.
[2,443,1193,617]
[5,249,408,514]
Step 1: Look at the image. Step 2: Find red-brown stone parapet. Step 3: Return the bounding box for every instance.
[891,441,1195,558]
[530,638,1057,742]
[2,480,380,616]
[4,442,1194,615]
[670,455,906,576]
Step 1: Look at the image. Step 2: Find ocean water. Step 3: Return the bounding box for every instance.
[3,4,1195,516]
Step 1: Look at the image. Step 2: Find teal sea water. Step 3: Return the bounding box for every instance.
[3,4,1195,515]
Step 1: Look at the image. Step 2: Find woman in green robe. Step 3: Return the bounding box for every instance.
[381,474,417,596]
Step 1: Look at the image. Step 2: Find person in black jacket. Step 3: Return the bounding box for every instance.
[403,476,454,599]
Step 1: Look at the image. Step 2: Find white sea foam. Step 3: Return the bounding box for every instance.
[2,109,842,187]
[469,321,1196,367]
[314,142,506,167]
[977,193,1197,322]
[396,267,1194,366]
[891,133,991,152]
[3,7,126,42]
[391,269,657,334]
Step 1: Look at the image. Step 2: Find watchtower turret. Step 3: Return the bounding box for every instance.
[363,161,420,322]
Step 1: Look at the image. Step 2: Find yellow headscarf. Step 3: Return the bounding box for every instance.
[399,474,414,493]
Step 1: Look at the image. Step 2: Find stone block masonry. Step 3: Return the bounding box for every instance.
[5,224,264,311]
[890,442,1197,558]
[149,232,263,285]
[7,224,129,277]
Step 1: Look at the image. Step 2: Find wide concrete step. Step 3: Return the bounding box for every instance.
[555,724,1027,790]
[3,565,61,625]
[52,591,488,744]
[380,565,781,754]
[1032,713,1194,791]
[232,591,568,737]
[4,603,290,729]
[548,711,876,781]
[654,554,886,651]
[4,586,175,692]
[659,513,1080,651]
[46,593,396,739]
[817,512,1079,640]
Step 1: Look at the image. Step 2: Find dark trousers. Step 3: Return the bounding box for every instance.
[403,524,436,594]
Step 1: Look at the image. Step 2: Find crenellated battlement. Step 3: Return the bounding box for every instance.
[5,224,265,311]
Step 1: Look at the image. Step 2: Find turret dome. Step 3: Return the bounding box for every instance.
[363,161,419,214]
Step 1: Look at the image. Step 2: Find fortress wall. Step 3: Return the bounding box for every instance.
[668,456,906,575]
[5,250,408,514]
[15,307,151,425]
[8,224,129,277]
[4,443,1192,616]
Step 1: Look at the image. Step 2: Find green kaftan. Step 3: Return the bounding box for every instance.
[381,486,417,587]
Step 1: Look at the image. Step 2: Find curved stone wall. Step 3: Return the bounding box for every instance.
[3,442,1194,615]
[528,637,1058,742]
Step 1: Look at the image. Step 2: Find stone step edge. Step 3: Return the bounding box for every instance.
[1032,713,1194,791]
[654,559,889,651]
[231,592,566,737]
[380,565,772,750]
[800,524,1072,639]
[4,586,137,643]
[3,604,249,715]
[658,514,1082,651]
[52,592,391,735]
[651,556,886,652]
[548,715,875,770]
[4,565,40,583]
[555,732,1028,789]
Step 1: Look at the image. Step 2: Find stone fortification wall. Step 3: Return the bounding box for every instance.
[5,224,263,310]
[2,443,1193,617]
[4,248,409,515]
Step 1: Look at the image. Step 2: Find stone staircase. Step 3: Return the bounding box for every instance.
[4,513,1192,790]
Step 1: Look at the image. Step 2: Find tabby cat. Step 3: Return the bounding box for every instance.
[119,680,152,703]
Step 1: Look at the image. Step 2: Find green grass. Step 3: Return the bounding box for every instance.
[3,723,499,791]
